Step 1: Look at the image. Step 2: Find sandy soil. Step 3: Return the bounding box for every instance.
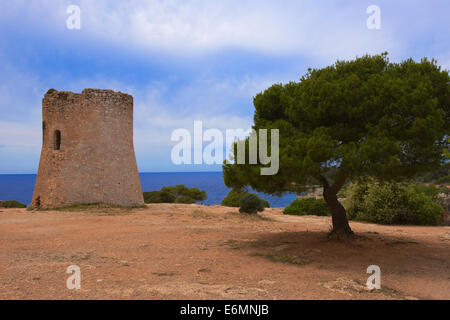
[0,204,449,300]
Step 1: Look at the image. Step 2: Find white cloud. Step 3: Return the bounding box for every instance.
[87,0,404,61]
[132,76,256,146]
[1,0,448,173]
[2,0,449,65]
[0,0,405,61]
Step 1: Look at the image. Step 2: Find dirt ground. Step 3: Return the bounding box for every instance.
[0,204,449,300]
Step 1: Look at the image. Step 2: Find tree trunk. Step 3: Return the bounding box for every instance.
[311,173,353,240]
[323,186,353,239]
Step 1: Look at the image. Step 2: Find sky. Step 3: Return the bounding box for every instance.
[0,0,449,174]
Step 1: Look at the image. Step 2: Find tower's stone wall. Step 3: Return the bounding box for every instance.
[31,89,144,208]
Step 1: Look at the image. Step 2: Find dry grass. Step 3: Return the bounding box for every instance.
[190,208,273,222]
[250,252,310,265]
[33,203,146,212]
[221,239,268,250]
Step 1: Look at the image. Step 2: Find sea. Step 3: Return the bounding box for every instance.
[0,172,297,208]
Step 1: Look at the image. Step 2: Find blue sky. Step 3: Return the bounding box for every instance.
[0,0,449,173]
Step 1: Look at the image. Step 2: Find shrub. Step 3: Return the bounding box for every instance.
[1,200,27,208]
[186,187,207,201]
[337,183,349,198]
[175,195,196,204]
[239,194,266,214]
[344,179,444,225]
[143,185,207,204]
[221,189,245,207]
[283,198,331,216]
[404,187,443,225]
[434,175,450,185]
[344,181,370,221]
[223,189,270,208]
[161,185,207,201]
[143,191,176,203]
[411,184,440,202]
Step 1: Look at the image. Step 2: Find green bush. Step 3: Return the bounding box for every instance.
[1,200,27,208]
[221,189,247,207]
[143,191,176,203]
[222,189,270,208]
[434,175,450,185]
[239,194,266,214]
[161,185,207,201]
[404,187,443,225]
[337,184,349,198]
[175,195,196,204]
[283,198,331,216]
[344,181,370,221]
[143,185,207,204]
[411,184,440,202]
[345,179,444,225]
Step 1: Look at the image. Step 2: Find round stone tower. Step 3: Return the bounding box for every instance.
[31,89,144,209]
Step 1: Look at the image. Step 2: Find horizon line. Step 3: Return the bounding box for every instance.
[0,171,224,176]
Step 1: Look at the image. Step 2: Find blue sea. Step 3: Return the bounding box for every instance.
[0,172,297,208]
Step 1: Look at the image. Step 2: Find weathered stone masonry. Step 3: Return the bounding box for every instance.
[31,89,144,208]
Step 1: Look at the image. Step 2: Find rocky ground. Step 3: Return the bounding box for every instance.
[0,204,449,299]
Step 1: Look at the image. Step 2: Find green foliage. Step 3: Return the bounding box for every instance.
[443,137,450,159]
[1,200,27,208]
[345,179,444,225]
[143,191,176,203]
[415,162,449,184]
[337,183,350,198]
[222,189,248,207]
[283,198,331,216]
[143,185,207,204]
[239,194,266,214]
[223,53,449,201]
[46,88,57,95]
[411,183,440,201]
[222,188,270,208]
[434,175,450,184]
[175,195,196,204]
[161,185,207,201]
[404,188,444,225]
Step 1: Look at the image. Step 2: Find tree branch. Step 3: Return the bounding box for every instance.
[311,173,330,189]
[330,173,347,194]
[311,172,346,195]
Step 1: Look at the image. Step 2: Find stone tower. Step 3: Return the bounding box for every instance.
[31,89,144,209]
